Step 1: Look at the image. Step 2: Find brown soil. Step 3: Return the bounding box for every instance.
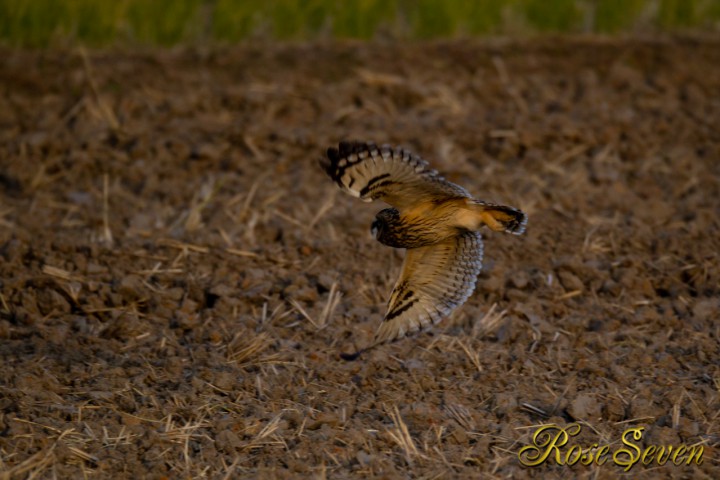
[1,37,719,479]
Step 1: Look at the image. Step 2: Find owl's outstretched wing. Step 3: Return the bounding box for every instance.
[373,231,484,346]
[321,141,470,210]
[340,230,485,361]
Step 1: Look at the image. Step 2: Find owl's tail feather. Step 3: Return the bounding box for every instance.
[470,201,527,235]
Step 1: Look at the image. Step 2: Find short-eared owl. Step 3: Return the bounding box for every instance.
[321,141,527,359]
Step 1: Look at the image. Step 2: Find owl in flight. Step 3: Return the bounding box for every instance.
[321,141,527,360]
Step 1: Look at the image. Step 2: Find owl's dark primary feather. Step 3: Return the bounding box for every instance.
[322,141,471,209]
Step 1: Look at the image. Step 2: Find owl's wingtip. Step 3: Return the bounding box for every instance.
[338,341,376,361]
[326,146,340,162]
[339,350,364,361]
[334,140,377,157]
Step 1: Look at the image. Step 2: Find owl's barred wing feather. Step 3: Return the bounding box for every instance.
[373,231,484,346]
[322,140,470,209]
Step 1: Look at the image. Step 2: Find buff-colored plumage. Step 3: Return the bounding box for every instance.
[321,141,527,359]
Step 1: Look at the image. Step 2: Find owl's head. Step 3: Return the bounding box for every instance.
[371,208,400,240]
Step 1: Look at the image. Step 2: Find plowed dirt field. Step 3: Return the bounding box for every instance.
[1,37,719,478]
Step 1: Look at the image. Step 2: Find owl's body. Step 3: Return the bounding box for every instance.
[373,198,521,249]
[321,141,526,358]
[372,203,462,249]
